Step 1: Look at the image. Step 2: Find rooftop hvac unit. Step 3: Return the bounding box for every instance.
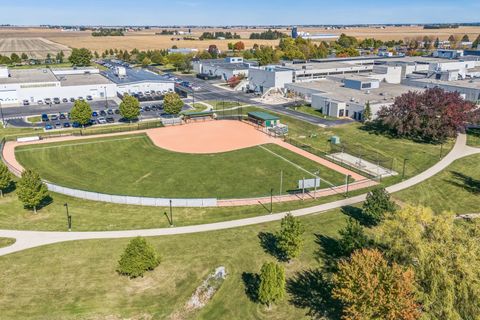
[350,97,355,102]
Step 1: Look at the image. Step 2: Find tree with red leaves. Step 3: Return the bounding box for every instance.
[233,41,245,51]
[377,88,478,143]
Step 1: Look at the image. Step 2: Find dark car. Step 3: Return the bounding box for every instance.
[106,117,115,123]
[144,106,151,112]
[99,110,107,116]
[92,111,99,117]
[62,98,68,103]
[23,100,30,106]
[107,109,114,115]
[89,119,96,126]
[70,98,75,102]
[41,113,49,122]
[86,95,93,101]
[150,105,157,111]
[63,122,71,128]
[59,113,66,120]
[72,122,81,128]
[114,109,120,114]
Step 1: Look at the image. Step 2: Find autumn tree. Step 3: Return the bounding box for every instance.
[376,206,480,319]
[362,187,396,225]
[233,41,245,51]
[377,88,478,143]
[258,262,286,308]
[333,248,420,320]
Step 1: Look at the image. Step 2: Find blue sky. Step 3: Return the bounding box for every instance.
[0,0,479,25]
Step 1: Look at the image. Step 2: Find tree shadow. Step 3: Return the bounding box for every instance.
[314,234,343,272]
[1,181,16,196]
[258,231,286,262]
[287,269,342,319]
[241,272,260,303]
[341,205,374,227]
[38,195,54,210]
[447,171,480,194]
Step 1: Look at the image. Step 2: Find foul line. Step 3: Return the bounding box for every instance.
[15,136,144,152]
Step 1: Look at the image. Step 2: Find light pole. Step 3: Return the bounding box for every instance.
[270,188,274,214]
[344,174,351,198]
[164,200,174,227]
[64,203,72,231]
[104,86,108,108]
[402,158,408,180]
[0,101,5,128]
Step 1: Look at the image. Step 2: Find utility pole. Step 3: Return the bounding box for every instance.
[64,203,72,231]
[279,170,283,197]
[270,188,273,214]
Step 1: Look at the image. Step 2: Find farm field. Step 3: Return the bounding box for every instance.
[0,37,71,59]
[15,134,346,199]
[1,25,479,53]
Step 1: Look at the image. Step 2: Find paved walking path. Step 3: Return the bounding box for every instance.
[0,134,478,257]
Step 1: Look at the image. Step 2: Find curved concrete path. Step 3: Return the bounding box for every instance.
[0,134,479,257]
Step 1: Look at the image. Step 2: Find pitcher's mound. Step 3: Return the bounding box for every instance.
[147,120,276,154]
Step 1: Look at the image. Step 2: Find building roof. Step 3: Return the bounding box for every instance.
[410,77,480,90]
[56,73,114,87]
[101,67,173,85]
[248,111,280,121]
[0,68,58,84]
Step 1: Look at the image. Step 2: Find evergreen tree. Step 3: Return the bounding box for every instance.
[338,218,370,256]
[10,53,21,64]
[276,213,304,261]
[362,187,396,225]
[0,163,12,197]
[363,101,372,122]
[258,262,286,308]
[16,169,49,214]
[21,53,28,61]
[117,237,161,278]
[119,95,140,121]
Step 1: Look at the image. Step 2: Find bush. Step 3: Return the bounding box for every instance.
[117,237,161,278]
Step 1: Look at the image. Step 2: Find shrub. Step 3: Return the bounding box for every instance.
[117,237,161,278]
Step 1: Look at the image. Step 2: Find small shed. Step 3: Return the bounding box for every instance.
[247,112,280,128]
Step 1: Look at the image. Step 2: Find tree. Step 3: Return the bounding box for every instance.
[70,100,92,127]
[363,101,372,122]
[333,248,420,320]
[234,41,245,51]
[20,53,28,61]
[338,218,370,256]
[434,37,440,48]
[56,50,64,63]
[207,44,219,58]
[377,88,479,143]
[461,34,470,42]
[163,92,183,115]
[16,169,49,214]
[362,187,395,225]
[119,95,140,121]
[473,35,480,48]
[117,237,161,278]
[167,53,186,71]
[276,213,304,261]
[258,262,286,308]
[68,48,93,66]
[0,163,12,197]
[10,53,21,64]
[376,206,480,319]
[141,57,152,67]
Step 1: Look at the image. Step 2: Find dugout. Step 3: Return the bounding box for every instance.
[183,110,215,122]
[247,112,280,128]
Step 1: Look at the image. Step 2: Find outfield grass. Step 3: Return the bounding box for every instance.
[241,107,454,182]
[0,209,347,320]
[395,154,480,214]
[16,134,345,199]
[467,128,480,147]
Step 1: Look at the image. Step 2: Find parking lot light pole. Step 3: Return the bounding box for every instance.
[104,86,108,108]
[402,158,409,180]
[169,200,173,227]
[0,102,5,128]
[64,203,71,231]
[270,188,274,214]
[344,175,351,198]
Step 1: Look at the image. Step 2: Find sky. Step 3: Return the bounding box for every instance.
[0,0,479,26]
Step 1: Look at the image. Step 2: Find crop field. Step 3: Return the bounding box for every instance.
[0,37,71,59]
[15,134,346,199]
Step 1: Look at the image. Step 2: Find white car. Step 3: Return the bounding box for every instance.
[97,117,107,124]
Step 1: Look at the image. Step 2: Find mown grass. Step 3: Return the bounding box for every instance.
[16,134,345,199]
[0,209,347,320]
[0,237,15,248]
[395,154,480,214]
[467,128,480,147]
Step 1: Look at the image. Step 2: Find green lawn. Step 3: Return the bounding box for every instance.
[396,154,480,214]
[0,237,15,248]
[288,105,339,120]
[467,128,480,147]
[26,116,41,123]
[240,107,453,182]
[9,62,73,69]
[204,100,242,110]
[16,134,345,199]
[0,209,347,320]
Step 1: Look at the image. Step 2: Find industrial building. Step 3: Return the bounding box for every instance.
[192,57,258,81]
[0,65,174,106]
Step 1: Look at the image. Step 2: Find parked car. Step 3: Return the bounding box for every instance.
[92,111,99,117]
[50,115,58,121]
[37,100,44,105]
[77,97,84,101]
[53,98,60,104]
[114,109,120,114]
[55,122,62,128]
[23,100,30,106]
[99,110,107,117]
[106,117,115,123]
[62,98,68,103]
[59,113,66,120]
[63,122,71,128]
[70,98,75,102]
[44,98,52,104]
[86,95,93,101]
[72,122,81,128]
[41,113,49,122]
[144,106,151,112]
[45,124,53,130]
[107,109,114,115]
[97,117,107,124]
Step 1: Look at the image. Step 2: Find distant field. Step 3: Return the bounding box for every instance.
[0,37,71,59]
[2,25,478,52]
